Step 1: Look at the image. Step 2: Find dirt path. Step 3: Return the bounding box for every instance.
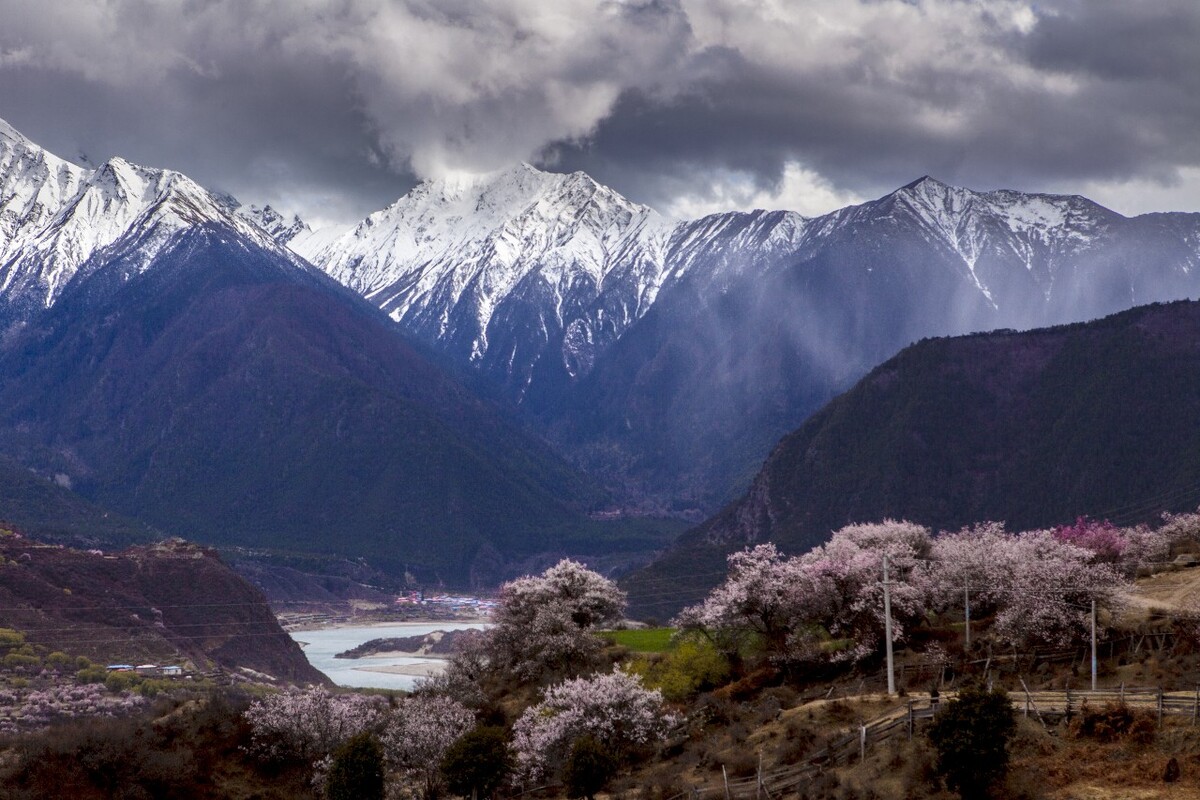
[1123,566,1200,615]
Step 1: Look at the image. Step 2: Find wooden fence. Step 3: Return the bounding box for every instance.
[665,685,1200,800]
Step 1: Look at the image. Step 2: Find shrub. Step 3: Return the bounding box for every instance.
[927,683,1016,799]
[0,628,25,650]
[564,736,618,800]
[105,671,138,693]
[45,652,73,669]
[631,636,730,702]
[327,732,385,800]
[3,653,41,670]
[76,666,108,684]
[1073,702,1156,745]
[441,726,513,800]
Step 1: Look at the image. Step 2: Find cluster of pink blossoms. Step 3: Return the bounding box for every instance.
[680,515,1176,661]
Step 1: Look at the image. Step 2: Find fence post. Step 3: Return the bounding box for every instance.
[1158,689,1164,728]
[907,701,914,739]
[1020,677,1047,729]
[723,765,731,800]
[1193,686,1198,726]
[859,723,867,763]
[1065,688,1072,723]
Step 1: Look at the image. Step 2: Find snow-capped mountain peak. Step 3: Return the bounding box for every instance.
[299,162,675,384]
[297,164,1200,409]
[0,121,88,258]
[0,117,306,316]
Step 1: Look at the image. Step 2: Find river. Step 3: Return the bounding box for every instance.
[289,621,488,691]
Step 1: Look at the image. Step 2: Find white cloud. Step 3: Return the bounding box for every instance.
[668,162,864,219]
[1078,167,1200,217]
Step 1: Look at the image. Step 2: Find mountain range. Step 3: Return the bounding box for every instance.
[0,118,677,587]
[3,114,1200,593]
[294,165,1200,512]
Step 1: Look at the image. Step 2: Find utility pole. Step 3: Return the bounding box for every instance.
[1091,599,1097,692]
[964,584,971,649]
[883,554,895,696]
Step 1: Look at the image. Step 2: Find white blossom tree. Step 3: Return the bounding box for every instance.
[487,559,627,681]
[381,695,475,800]
[673,544,819,659]
[931,523,1128,649]
[990,530,1126,648]
[792,521,932,661]
[244,686,386,762]
[511,667,675,784]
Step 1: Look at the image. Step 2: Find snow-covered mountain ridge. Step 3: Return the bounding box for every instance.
[4,116,1200,514]
[295,164,679,394]
[294,164,1200,511]
[0,117,306,321]
[298,166,1200,404]
[296,164,817,398]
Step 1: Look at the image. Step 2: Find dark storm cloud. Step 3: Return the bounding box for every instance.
[0,1,422,224]
[1,0,1198,223]
[544,0,1200,215]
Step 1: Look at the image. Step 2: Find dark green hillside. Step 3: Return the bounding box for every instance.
[627,300,1200,618]
[0,224,668,585]
[0,453,158,547]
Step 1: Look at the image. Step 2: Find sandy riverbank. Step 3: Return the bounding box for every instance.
[352,662,445,677]
[350,650,450,660]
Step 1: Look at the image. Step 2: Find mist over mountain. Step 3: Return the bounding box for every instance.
[301,170,1200,513]
[624,300,1200,618]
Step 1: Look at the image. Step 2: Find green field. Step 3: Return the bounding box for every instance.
[599,627,676,653]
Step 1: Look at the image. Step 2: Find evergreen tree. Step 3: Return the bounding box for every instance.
[441,727,513,800]
[927,683,1017,799]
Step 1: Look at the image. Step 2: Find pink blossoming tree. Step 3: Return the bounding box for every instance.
[676,521,932,665]
[463,559,627,683]
[932,523,1128,648]
[244,686,386,762]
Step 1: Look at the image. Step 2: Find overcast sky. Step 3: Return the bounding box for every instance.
[2,0,1198,227]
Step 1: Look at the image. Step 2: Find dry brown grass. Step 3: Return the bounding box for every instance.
[1123,566,1200,618]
